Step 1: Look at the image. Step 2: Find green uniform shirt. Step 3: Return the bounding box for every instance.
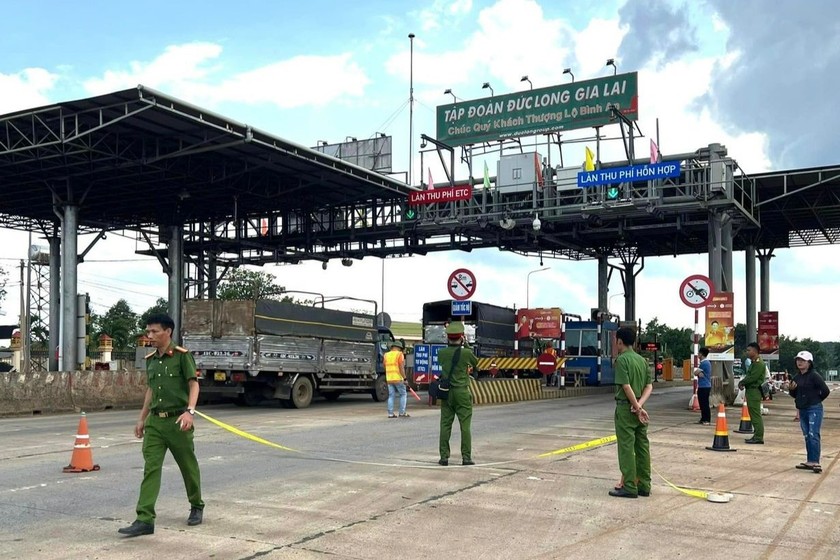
[614,348,651,402]
[146,344,197,412]
[437,344,479,389]
[743,357,765,389]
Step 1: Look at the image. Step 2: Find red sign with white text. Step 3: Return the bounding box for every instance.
[408,185,472,206]
[758,311,779,359]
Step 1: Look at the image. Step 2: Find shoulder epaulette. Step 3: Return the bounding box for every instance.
[174,346,189,353]
[144,350,156,359]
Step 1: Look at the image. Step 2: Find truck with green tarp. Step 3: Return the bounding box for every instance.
[184,298,397,408]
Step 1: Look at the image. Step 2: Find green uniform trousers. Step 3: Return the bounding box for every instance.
[746,388,764,441]
[614,404,651,495]
[136,415,204,524]
[439,388,472,461]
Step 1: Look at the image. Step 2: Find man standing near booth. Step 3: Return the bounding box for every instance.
[610,327,653,498]
[740,342,765,444]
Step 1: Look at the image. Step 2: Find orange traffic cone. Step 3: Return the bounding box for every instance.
[63,412,100,473]
[706,403,736,452]
[733,397,754,434]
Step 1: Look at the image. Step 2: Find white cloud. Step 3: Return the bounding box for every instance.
[83,42,223,95]
[83,43,370,109]
[0,68,59,113]
[416,0,474,32]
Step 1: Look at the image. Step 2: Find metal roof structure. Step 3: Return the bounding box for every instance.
[0,87,837,267]
[0,86,411,234]
[750,165,840,249]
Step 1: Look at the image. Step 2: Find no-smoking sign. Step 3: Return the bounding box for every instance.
[447,268,477,301]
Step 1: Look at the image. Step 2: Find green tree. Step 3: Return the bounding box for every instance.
[138,298,169,331]
[97,299,139,350]
[641,317,693,365]
[217,268,286,300]
[777,336,829,374]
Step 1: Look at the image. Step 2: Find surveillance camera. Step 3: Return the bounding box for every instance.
[322,261,328,270]
[532,215,542,231]
[420,141,427,149]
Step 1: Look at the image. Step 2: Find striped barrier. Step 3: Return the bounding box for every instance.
[468,378,542,405]
[476,356,567,372]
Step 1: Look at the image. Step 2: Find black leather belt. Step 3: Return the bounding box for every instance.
[152,409,185,418]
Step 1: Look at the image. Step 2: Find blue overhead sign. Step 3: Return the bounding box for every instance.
[451,300,472,316]
[577,161,681,188]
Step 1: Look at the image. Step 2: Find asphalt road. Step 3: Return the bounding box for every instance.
[1,385,839,560]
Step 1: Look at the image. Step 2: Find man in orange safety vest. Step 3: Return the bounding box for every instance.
[384,340,409,418]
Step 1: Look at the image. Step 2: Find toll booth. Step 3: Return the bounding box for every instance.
[562,319,619,386]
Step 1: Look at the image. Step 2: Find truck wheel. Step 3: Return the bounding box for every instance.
[371,374,388,402]
[290,376,314,409]
[322,391,342,401]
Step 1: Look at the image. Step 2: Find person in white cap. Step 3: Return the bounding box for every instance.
[789,350,830,474]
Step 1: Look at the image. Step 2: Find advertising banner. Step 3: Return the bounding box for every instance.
[704,292,735,360]
[436,72,638,147]
[515,308,562,340]
[758,311,779,360]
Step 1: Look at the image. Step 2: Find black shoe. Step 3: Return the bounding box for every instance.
[745,438,764,444]
[638,489,651,497]
[187,507,203,526]
[608,488,638,498]
[117,520,154,537]
[438,458,448,466]
[462,459,475,466]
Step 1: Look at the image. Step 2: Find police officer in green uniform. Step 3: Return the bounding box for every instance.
[437,321,478,466]
[610,327,653,498]
[118,313,204,537]
[740,342,765,444]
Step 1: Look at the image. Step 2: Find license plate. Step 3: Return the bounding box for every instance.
[214,371,226,381]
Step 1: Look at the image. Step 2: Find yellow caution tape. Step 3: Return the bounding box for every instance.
[537,435,617,457]
[651,463,709,500]
[537,434,726,502]
[194,412,728,500]
[195,410,299,453]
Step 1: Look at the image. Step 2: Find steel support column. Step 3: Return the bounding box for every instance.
[597,254,608,312]
[745,245,757,344]
[623,264,636,321]
[757,249,774,312]
[208,252,218,299]
[707,210,733,292]
[617,250,643,322]
[60,206,79,371]
[168,226,184,342]
[48,233,61,371]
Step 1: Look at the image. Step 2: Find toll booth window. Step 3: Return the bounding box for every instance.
[512,167,522,180]
[566,331,581,356]
[580,330,598,356]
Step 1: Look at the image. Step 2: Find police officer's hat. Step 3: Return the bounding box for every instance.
[390,340,404,349]
[446,321,465,339]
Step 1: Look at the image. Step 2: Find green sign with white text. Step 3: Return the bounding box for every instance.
[436,72,638,147]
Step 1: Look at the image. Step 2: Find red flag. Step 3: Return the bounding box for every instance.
[650,139,659,163]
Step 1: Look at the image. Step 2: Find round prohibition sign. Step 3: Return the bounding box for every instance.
[679,274,715,309]
[447,268,477,301]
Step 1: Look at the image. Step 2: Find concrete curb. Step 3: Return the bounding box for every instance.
[0,370,147,416]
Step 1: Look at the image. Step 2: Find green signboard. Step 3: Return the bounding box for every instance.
[435,72,638,147]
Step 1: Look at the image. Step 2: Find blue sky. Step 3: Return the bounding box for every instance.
[1,0,838,341]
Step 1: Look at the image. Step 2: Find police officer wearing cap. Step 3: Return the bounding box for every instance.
[118,313,204,537]
[437,321,478,466]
